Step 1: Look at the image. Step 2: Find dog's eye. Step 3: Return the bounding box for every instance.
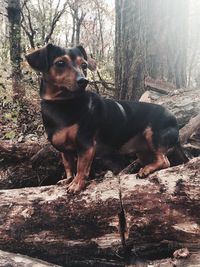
[81,63,87,70]
[55,61,66,68]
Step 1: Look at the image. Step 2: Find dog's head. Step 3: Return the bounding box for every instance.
[26,44,96,93]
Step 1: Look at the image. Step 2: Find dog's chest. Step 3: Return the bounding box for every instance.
[51,124,79,151]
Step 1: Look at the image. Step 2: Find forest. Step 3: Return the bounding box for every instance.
[0,0,200,266]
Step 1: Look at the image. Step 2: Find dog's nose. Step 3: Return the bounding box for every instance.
[77,77,89,88]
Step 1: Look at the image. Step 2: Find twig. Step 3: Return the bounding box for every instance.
[95,70,115,91]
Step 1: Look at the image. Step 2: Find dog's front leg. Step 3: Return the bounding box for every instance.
[57,152,75,186]
[67,145,95,193]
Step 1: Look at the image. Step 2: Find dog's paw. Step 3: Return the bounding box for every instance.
[136,167,150,179]
[67,179,86,194]
[57,176,73,186]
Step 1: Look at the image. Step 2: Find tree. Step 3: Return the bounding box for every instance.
[145,0,188,88]
[115,0,189,101]
[21,0,68,49]
[68,0,86,46]
[80,0,114,62]
[115,0,145,101]
[7,0,24,101]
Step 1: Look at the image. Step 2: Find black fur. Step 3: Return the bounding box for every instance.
[41,91,179,154]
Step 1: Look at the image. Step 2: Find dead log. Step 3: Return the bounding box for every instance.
[179,113,200,144]
[0,175,122,266]
[0,157,199,266]
[0,250,60,267]
[0,143,62,189]
[152,88,200,128]
[0,140,46,164]
[145,77,176,95]
[127,251,200,267]
[143,79,200,128]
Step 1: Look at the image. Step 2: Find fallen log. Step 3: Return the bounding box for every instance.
[0,140,45,163]
[0,250,60,267]
[141,85,200,128]
[0,157,199,266]
[153,88,200,128]
[128,251,200,267]
[0,143,62,189]
[145,77,176,95]
[179,113,200,144]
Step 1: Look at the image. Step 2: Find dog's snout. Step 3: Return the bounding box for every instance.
[77,77,89,88]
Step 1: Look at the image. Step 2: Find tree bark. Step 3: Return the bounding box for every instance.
[0,142,62,189]
[7,0,24,101]
[0,140,45,163]
[0,157,199,266]
[179,114,200,144]
[153,89,200,128]
[115,0,188,100]
[115,0,145,101]
[0,250,60,267]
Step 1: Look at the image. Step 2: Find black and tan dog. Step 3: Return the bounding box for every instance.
[26,44,180,193]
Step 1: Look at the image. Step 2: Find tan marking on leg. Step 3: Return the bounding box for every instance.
[137,148,170,178]
[60,152,74,183]
[143,127,154,150]
[67,145,96,193]
[57,152,74,186]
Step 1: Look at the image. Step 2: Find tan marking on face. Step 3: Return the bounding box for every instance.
[52,124,79,150]
[49,55,77,91]
[55,55,71,63]
[76,56,84,65]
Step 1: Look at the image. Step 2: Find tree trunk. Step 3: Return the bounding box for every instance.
[7,0,24,101]
[0,158,199,266]
[116,0,188,93]
[145,0,188,88]
[115,0,145,101]
[71,14,76,47]
[75,21,81,45]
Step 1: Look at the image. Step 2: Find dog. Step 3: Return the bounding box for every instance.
[26,44,180,193]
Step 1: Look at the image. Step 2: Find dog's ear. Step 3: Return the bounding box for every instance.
[87,56,97,71]
[76,45,97,71]
[76,45,87,60]
[26,43,53,72]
